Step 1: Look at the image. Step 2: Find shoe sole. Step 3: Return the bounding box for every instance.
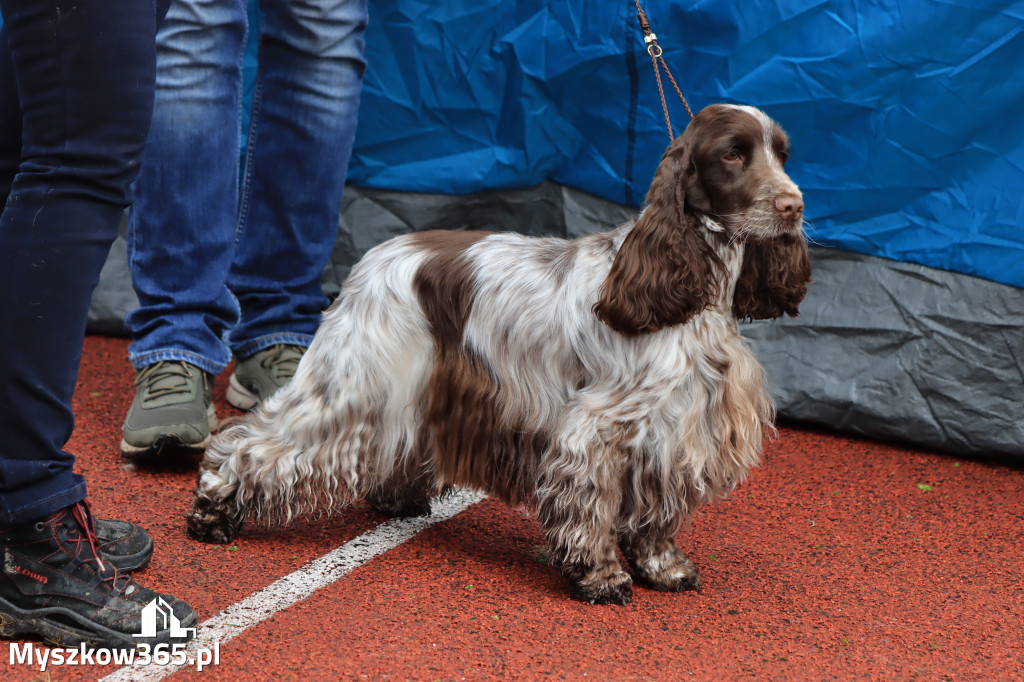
[226,372,260,411]
[120,404,218,457]
[0,594,198,650]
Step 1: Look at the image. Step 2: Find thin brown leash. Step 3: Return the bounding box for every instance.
[633,0,694,142]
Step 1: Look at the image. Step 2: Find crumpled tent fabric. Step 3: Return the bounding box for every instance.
[347,0,1024,289]
[742,247,1024,459]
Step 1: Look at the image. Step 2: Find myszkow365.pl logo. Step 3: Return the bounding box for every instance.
[8,597,220,673]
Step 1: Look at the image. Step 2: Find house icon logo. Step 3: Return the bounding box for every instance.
[134,597,197,639]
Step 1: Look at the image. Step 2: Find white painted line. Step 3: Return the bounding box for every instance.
[100,489,486,682]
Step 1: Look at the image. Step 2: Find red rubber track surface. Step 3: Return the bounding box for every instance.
[5,336,1022,681]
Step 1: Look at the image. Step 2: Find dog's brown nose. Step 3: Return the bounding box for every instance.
[775,194,804,221]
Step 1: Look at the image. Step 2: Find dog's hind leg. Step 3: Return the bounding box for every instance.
[186,415,256,544]
[186,241,439,543]
[186,350,383,543]
[187,282,433,542]
[186,378,379,543]
[364,459,434,518]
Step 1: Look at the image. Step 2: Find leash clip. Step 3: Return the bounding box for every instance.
[644,33,663,58]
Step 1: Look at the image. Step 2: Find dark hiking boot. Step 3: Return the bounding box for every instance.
[121,361,217,457]
[0,500,197,649]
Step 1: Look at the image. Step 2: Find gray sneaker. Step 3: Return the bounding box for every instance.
[120,361,217,457]
[226,344,305,410]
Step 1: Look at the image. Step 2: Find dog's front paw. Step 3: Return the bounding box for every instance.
[570,567,634,606]
[186,494,244,544]
[640,562,700,592]
[631,547,701,593]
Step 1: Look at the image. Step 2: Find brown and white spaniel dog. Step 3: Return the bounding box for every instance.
[187,104,811,605]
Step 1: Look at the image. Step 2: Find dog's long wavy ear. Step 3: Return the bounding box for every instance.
[593,141,724,336]
[732,237,812,320]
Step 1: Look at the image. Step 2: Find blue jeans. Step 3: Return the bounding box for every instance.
[125,0,367,374]
[0,0,167,524]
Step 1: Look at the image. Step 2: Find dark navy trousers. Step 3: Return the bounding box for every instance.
[0,0,169,524]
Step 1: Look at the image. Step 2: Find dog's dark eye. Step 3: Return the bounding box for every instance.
[722,150,742,163]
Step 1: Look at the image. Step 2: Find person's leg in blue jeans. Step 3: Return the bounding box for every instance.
[121,0,248,455]
[229,0,366,355]
[122,0,367,456]
[0,0,196,647]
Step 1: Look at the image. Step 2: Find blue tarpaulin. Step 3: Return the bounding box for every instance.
[345,0,1024,289]
[8,1,1018,284]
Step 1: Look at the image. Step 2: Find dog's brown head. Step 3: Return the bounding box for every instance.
[594,104,811,334]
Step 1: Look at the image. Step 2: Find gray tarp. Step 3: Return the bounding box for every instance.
[91,184,1024,460]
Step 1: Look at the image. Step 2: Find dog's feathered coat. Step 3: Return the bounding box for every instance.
[188,104,811,605]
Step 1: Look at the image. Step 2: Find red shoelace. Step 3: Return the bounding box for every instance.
[40,500,136,595]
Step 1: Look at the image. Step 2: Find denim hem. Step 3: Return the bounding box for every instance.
[0,478,87,526]
[231,332,314,361]
[128,348,229,375]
